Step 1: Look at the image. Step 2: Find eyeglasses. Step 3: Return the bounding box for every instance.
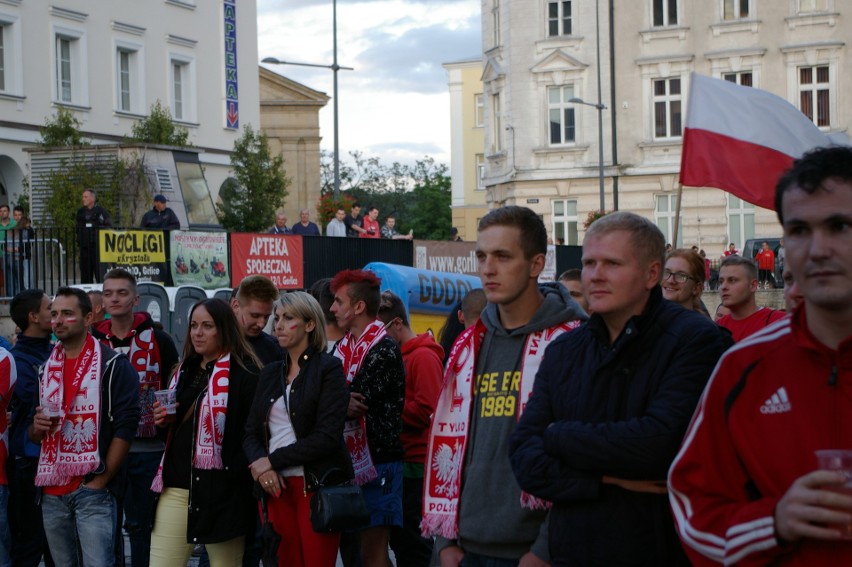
[663,270,696,283]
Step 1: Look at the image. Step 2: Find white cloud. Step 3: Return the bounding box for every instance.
[257,0,481,167]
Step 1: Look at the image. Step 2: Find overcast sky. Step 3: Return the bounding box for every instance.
[256,0,481,167]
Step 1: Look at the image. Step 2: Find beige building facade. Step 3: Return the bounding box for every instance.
[444,59,488,242]
[259,67,328,229]
[466,0,849,255]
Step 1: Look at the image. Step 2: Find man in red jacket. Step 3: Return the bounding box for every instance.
[378,291,443,567]
[669,146,852,565]
[755,241,777,289]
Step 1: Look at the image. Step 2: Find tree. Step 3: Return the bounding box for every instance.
[38,107,88,147]
[128,100,190,147]
[218,124,289,232]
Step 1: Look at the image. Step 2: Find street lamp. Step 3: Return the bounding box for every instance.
[261,0,352,198]
[569,97,607,211]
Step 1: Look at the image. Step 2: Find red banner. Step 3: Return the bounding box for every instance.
[229,233,304,289]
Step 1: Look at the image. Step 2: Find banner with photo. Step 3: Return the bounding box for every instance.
[98,230,168,284]
[170,231,230,289]
[230,233,304,289]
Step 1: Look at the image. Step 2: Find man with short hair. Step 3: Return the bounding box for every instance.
[140,194,180,230]
[344,203,366,237]
[268,211,290,235]
[290,208,321,236]
[557,268,589,314]
[721,242,739,258]
[28,287,139,566]
[330,269,405,567]
[230,275,284,366]
[91,269,179,567]
[87,290,105,323]
[510,211,729,566]
[381,215,412,240]
[782,267,804,312]
[360,206,380,238]
[326,208,347,237]
[668,146,852,565]
[75,189,112,284]
[423,206,584,567]
[755,241,777,289]
[459,288,486,329]
[716,255,785,341]
[8,290,54,566]
[378,291,443,567]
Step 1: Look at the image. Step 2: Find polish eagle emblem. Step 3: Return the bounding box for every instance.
[431,440,463,498]
[61,416,96,453]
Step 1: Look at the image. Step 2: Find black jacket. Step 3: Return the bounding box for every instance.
[140,207,180,230]
[243,347,353,491]
[510,287,731,566]
[163,356,259,544]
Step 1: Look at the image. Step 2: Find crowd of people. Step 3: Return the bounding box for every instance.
[0,145,849,567]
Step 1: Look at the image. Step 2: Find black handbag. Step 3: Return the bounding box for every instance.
[309,469,370,533]
[260,496,281,567]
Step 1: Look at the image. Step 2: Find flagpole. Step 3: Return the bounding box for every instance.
[673,182,683,248]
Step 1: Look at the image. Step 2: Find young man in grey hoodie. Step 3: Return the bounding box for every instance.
[423,206,585,567]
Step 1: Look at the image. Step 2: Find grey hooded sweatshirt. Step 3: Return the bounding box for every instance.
[438,283,585,561]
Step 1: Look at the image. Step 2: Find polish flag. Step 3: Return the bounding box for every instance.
[679,73,846,210]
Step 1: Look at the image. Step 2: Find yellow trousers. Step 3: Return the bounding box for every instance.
[149,487,245,567]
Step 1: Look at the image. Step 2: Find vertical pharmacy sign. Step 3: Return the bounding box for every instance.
[224,0,239,129]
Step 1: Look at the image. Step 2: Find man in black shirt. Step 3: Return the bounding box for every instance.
[344,202,367,237]
[75,188,111,283]
[229,275,283,366]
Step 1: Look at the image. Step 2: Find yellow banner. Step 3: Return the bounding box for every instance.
[99,230,166,264]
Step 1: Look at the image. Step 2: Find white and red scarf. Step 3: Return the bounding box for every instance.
[151,354,230,493]
[0,349,17,484]
[333,319,387,485]
[101,327,162,438]
[421,318,578,539]
[35,336,103,487]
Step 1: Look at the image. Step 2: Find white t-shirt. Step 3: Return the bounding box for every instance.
[268,384,304,478]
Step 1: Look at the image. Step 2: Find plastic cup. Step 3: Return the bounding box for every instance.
[815,449,852,539]
[154,389,177,415]
[42,398,61,418]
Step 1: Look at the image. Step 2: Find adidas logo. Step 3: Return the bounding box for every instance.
[760,387,792,414]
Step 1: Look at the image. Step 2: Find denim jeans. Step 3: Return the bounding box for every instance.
[42,485,118,567]
[0,485,10,567]
[460,551,521,567]
[122,451,163,567]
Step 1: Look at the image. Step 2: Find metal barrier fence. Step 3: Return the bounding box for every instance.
[1,227,79,299]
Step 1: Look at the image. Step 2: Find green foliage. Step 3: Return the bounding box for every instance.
[128,100,190,147]
[319,151,451,240]
[218,124,289,232]
[14,178,30,217]
[583,209,610,230]
[316,193,355,227]
[38,107,87,147]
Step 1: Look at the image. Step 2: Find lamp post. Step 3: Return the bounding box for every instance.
[569,97,607,212]
[261,0,352,198]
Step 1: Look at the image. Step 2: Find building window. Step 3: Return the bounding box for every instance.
[169,56,195,122]
[548,85,576,145]
[552,200,579,245]
[723,0,750,20]
[653,0,678,26]
[491,93,502,152]
[474,93,485,127]
[547,1,572,37]
[491,1,501,47]
[723,71,753,87]
[727,194,755,248]
[56,37,73,103]
[798,0,828,12]
[655,194,683,247]
[653,77,682,139]
[172,62,184,119]
[476,154,486,190]
[798,66,830,127]
[117,49,135,112]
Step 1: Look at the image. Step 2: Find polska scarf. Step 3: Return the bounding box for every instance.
[151,354,231,493]
[421,318,578,539]
[35,336,102,487]
[101,327,162,438]
[334,319,387,485]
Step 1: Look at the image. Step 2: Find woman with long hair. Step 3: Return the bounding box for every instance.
[244,291,352,567]
[149,298,260,566]
[662,249,710,317]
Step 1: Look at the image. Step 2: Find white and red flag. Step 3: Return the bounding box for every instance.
[679,73,847,210]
